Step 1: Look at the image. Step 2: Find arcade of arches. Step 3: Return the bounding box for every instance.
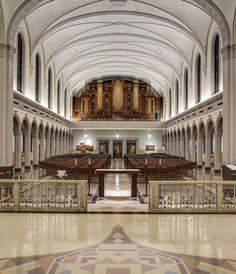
[1,1,236,271]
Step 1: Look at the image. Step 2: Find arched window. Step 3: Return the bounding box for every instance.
[48,68,52,109]
[64,88,67,117]
[169,88,172,118]
[57,80,61,114]
[175,80,179,114]
[35,54,41,102]
[184,69,188,109]
[17,33,24,93]
[213,34,220,94]
[196,55,201,103]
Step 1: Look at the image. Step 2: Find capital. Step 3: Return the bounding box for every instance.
[0,43,15,61]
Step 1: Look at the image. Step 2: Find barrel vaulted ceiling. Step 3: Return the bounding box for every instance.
[1,0,234,98]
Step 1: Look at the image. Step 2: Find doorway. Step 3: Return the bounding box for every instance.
[99,140,109,154]
[127,140,136,154]
[113,140,122,158]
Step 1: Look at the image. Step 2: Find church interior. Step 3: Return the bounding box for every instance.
[1,0,236,273]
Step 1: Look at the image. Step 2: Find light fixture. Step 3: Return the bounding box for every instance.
[116,130,120,139]
[148,131,151,139]
[84,131,88,138]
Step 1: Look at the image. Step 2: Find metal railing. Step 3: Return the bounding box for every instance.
[149,181,236,213]
[0,180,87,212]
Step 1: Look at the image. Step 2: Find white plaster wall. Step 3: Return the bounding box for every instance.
[72,130,164,155]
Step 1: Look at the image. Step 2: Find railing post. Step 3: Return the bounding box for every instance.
[216,182,223,213]
[78,180,87,212]
[13,181,20,212]
[149,181,159,213]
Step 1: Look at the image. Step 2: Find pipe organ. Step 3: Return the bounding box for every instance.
[73,77,163,120]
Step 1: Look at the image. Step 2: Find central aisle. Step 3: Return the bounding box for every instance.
[88,158,148,213]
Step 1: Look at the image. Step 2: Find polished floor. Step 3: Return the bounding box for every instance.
[0,213,236,273]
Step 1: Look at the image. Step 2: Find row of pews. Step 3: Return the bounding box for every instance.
[124,154,196,180]
[39,154,111,180]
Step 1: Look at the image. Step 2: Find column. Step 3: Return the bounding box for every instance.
[215,134,221,171]
[39,132,45,161]
[191,137,196,162]
[45,133,50,159]
[133,80,139,112]
[222,45,236,165]
[197,134,203,167]
[205,134,211,170]
[181,137,185,158]
[84,97,89,115]
[56,136,60,155]
[32,135,39,166]
[185,134,190,161]
[50,136,55,157]
[24,133,31,168]
[97,80,103,112]
[0,44,14,167]
[15,133,22,170]
[176,137,180,156]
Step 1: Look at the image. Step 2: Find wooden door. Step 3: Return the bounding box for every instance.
[113,140,122,158]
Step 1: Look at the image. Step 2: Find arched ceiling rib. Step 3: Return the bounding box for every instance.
[5,0,231,99]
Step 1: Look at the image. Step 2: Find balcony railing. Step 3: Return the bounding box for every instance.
[149,181,236,213]
[0,180,87,212]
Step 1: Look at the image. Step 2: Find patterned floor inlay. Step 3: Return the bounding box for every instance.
[0,225,235,274]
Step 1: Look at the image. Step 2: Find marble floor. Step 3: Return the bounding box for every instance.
[0,213,236,273]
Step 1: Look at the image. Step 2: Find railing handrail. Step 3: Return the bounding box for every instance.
[0,179,87,184]
[149,180,235,185]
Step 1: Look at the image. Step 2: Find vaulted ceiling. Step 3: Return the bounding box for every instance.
[1,0,234,98]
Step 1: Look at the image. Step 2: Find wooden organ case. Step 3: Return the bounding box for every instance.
[73,77,163,120]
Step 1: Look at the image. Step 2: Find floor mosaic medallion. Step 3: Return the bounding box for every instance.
[0,225,236,273]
